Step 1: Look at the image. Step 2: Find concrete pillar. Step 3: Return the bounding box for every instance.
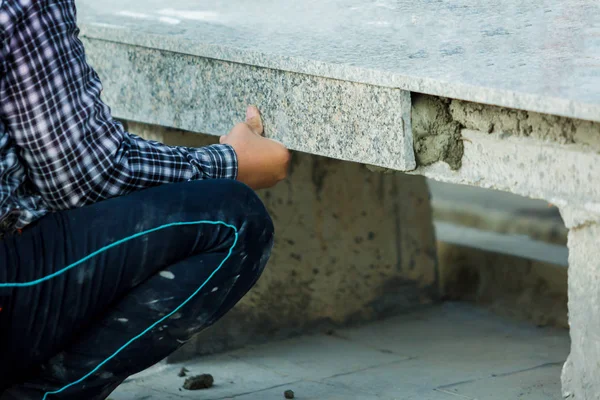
[125,122,439,360]
[560,208,600,399]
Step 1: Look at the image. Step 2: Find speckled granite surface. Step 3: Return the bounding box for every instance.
[84,39,414,170]
[78,0,599,122]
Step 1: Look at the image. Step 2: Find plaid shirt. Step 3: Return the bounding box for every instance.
[0,0,237,232]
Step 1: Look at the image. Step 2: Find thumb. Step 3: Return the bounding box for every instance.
[219,135,226,144]
[245,105,264,136]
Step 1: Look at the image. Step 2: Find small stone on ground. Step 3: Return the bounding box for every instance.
[183,374,214,390]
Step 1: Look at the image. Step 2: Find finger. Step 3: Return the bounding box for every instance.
[219,135,225,144]
[245,105,264,136]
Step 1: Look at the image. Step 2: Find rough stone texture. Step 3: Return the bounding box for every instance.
[437,241,568,329]
[449,100,600,151]
[78,0,600,122]
[410,94,600,171]
[559,208,600,230]
[561,219,600,399]
[84,39,415,171]
[125,122,437,360]
[410,130,600,215]
[412,95,463,170]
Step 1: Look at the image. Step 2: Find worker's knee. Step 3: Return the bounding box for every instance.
[233,182,274,265]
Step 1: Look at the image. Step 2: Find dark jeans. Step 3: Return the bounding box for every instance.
[0,180,274,399]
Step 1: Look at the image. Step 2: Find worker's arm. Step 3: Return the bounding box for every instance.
[0,0,240,210]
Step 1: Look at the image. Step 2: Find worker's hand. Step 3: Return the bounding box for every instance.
[220,106,290,190]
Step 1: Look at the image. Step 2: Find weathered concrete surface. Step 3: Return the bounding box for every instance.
[410,130,600,216]
[84,39,415,171]
[410,94,600,172]
[78,0,600,122]
[560,208,600,231]
[113,304,568,400]
[450,100,600,151]
[558,209,600,399]
[125,122,437,360]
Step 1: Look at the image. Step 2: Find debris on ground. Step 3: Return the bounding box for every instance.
[178,367,189,377]
[284,389,295,399]
[183,374,214,390]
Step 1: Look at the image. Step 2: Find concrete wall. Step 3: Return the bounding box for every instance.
[437,242,568,328]
[124,121,439,360]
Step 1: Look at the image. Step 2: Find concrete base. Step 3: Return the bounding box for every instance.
[560,212,600,399]
[125,121,438,360]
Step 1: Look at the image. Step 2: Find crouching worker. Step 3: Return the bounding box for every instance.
[0,1,290,398]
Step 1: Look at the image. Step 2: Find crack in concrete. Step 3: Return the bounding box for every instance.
[435,388,475,399]
[490,361,564,378]
[322,358,415,381]
[436,361,564,391]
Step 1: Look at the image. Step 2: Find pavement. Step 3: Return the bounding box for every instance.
[111,303,568,399]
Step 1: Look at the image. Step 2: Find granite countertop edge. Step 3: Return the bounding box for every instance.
[80,23,600,124]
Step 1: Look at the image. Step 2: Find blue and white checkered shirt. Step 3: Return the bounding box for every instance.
[0,0,238,232]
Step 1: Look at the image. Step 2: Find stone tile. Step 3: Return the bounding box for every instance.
[78,0,600,122]
[110,382,183,399]
[324,358,561,400]
[113,304,569,400]
[340,304,569,368]
[323,358,485,398]
[84,40,415,171]
[229,381,383,400]
[322,305,567,399]
[441,364,563,400]
[125,355,296,399]
[228,334,408,380]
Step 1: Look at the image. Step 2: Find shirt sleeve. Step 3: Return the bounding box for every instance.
[0,0,237,210]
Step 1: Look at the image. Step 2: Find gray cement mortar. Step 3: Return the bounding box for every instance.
[408,94,600,172]
[412,94,464,170]
[449,100,600,151]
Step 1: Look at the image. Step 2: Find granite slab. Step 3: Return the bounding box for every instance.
[78,0,600,122]
[84,39,415,170]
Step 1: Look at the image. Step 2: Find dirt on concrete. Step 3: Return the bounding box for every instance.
[183,374,214,390]
[284,389,295,399]
[411,94,464,170]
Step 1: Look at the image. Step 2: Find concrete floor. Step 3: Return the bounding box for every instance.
[111,303,569,400]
